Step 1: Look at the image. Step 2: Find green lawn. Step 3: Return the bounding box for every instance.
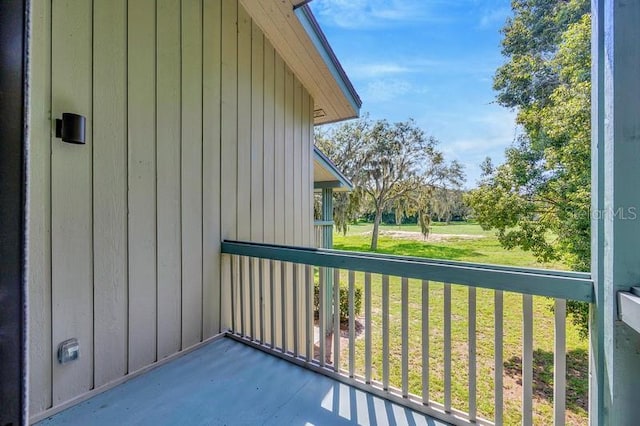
[330,222,588,425]
[334,222,565,269]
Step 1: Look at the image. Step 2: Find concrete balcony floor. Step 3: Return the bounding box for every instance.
[38,337,448,426]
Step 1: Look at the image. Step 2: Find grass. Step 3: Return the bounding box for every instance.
[329,222,588,425]
[333,222,565,269]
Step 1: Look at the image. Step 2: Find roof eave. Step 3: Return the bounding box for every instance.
[239,0,360,125]
[294,5,362,116]
[313,146,354,191]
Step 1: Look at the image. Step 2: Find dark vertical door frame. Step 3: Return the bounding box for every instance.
[0,0,28,425]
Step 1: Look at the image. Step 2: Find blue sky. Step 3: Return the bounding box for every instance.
[309,0,517,188]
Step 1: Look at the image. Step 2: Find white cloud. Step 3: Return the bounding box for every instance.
[364,78,413,102]
[311,0,449,29]
[436,109,517,187]
[343,57,487,83]
[347,63,413,79]
[449,138,505,152]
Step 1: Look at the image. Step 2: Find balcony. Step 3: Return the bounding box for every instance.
[38,241,592,426]
[220,241,593,425]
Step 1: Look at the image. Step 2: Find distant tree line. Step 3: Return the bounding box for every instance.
[357,188,471,225]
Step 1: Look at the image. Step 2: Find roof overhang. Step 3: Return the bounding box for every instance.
[240,1,361,124]
[313,146,353,192]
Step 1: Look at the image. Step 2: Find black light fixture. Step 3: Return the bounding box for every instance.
[55,113,86,144]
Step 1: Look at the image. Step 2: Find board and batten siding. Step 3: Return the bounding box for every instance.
[27,0,314,419]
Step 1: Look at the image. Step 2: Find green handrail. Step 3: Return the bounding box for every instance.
[221,240,594,302]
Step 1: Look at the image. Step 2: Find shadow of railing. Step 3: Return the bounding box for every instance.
[504,348,588,413]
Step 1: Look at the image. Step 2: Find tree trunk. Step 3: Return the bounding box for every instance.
[325,333,333,364]
[371,209,382,250]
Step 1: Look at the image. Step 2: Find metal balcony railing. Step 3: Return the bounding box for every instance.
[221,241,593,426]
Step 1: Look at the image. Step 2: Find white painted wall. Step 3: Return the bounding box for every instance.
[27,0,314,419]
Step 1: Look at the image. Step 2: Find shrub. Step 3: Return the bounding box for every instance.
[313,281,362,322]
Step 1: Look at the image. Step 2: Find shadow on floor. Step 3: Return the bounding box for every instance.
[38,337,450,426]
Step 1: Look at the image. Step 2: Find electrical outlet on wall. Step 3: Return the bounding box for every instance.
[57,338,80,364]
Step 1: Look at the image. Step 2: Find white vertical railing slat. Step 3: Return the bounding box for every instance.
[319,267,326,367]
[365,272,372,384]
[348,270,355,377]
[269,260,276,350]
[230,255,236,333]
[292,263,299,357]
[523,294,534,426]
[281,261,287,353]
[249,257,255,340]
[306,265,313,362]
[444,283,452,413]
[422,280,429,405]
[402,277,409,398]
[333,268,341,372]
[240,256,246,336]
[554,298,567,426]
[468,286,477,421]
[382,274,390,390]
[495,290,504,425]
[259,259,265,343]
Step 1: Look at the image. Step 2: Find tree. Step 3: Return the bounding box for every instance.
[493,0,589,113]
[427,162,466,224]
[316,117,458,250]
[466,0,591,335]
[394,161,466,239]
[332,191,362,235]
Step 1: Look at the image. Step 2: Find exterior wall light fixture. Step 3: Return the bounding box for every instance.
[55,113,86,144]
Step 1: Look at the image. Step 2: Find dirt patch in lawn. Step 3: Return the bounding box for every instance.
[361,229,485,242]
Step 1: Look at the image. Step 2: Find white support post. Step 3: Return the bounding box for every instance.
[321,188,333,249]
[321,188,333,348]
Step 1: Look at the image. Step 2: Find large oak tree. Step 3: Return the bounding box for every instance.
[317,117,462,250]
[466,0,591,335]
